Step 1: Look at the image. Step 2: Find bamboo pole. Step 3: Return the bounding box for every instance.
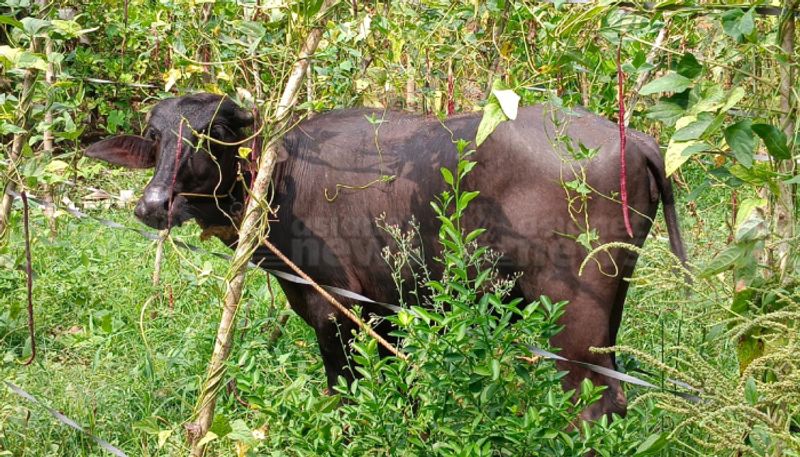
[187,19,330,456]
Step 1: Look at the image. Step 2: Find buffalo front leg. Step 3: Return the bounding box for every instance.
[280,283,358,393]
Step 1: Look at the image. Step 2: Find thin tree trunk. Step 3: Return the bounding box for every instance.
[41,31,57,240]
[405,56,416,110]
[196,2,214,83]
[776,0,797,281]
[0,43,41,240]
[624,21,671,127]
[187,23,328,457]
[484,1,511,97]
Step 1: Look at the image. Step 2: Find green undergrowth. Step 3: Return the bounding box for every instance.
[0,199,309,455]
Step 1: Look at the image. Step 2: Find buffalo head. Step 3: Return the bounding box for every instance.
[86,94,253,229]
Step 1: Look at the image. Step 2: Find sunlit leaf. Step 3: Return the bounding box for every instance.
[665,139,709,176]
[491,87,520,120]
[672,113,713,141]
[163,68,182,92]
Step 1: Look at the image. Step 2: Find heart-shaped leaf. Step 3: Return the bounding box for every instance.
[640,73,692,96]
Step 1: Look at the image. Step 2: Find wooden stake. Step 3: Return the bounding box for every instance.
[152,229,168,286]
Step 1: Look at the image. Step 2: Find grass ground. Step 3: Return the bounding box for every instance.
[0,165,731,456]
[0,182,322,454]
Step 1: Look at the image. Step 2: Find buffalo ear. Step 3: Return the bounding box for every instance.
[85,135,156,168]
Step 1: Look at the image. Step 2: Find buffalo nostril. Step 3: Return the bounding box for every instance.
[141,187,170,212]
[134,199,148,220]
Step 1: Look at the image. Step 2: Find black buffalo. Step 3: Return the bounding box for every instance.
[86,93,686,420]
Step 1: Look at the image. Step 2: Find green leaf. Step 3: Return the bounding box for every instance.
[639,73,692,96]
[722,9,755,42]
[227,419,257,445]
[132,417,161,435]
[744,377,759,405]
[735,210,767,243]
[634,433,669,455]
[0,15,23,31]
[720,87,746,113]
[725,120,755,168]
[676,52,702,79]
[491,359,501,381]
[729,163,777,186]
[473,364,492,377]
[17,51,47,71]
[752,124,791,160]
[209,414,232,438]
[739,9,755,36]
[458,191,479,210]
[0,122,26,135]
[699,244,750,277]
[783,174,800,184]
[731,285,755,314]
[737,334,764,373]
[672,113,713,141]
[690,85,725,114]
[491,86,520,120]
[645,100,685,126]
[665,140,709,176]
[476,99,508,147]
[440,167,454,186]
[735,198,767,229]
[196,431,218,448]
[302,0,325,18]
[21,17,50,37]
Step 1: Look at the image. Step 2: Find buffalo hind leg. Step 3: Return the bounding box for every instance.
[548,287,627,421]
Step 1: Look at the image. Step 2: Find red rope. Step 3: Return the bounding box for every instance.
[617,42,634,238]
[21,191,36,365]
[446,69,455,116]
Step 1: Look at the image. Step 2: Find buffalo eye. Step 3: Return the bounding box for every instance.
[144,127,160,142]
[209,123,233,140]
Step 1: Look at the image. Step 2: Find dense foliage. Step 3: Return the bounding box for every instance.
[1,0,799,456]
